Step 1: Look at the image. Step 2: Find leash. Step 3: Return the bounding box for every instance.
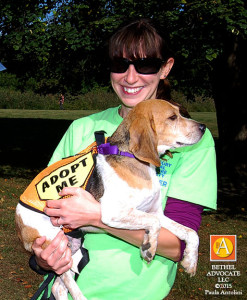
[30,272,56,300]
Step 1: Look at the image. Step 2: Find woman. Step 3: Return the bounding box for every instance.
[31,19,217,299]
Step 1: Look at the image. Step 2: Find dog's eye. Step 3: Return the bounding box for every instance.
[169,115,177,121]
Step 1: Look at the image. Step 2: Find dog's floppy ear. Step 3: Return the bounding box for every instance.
[128,117,161,167]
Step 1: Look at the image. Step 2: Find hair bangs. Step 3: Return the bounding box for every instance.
[109,20,164,60]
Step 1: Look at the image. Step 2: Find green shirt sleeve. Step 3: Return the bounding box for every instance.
[48,122,75,165]
[48,106,123,166]
[167,129,217,210]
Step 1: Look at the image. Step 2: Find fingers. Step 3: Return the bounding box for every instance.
[44,187,83,218]
[50,217,60,227]
[50,217,69,228]
[32,236,46,249]
[44,199,65,217]
[52,247,73,275]
[32,231,72,274]
[42,231,68,259]
[43,235,72,275]
[45,187,80,214]
[44,206,61,218]
[45,186,99,229]
[58,187,80,197]
[46,199,61,209]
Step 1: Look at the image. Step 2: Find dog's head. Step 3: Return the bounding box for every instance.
[127,99,206,167]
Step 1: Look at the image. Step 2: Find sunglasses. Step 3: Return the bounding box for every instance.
[110,57,164,74]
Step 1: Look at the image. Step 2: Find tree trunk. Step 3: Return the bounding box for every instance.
[212,35,247,179]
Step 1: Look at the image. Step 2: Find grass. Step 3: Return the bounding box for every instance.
[1,109,246,300]
[166,210,247,300]
[0,177,246,300]
[0,109,218,137]
[0,177,41,300]
[0,109,100,120]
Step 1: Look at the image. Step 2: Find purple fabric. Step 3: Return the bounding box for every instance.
[97,143,135,158]
[164,197,204,261]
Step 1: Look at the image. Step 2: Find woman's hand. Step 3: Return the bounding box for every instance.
[32,231,72,275]
[42,187,180,263]
[33,188,103,272]
[44,187,102,230]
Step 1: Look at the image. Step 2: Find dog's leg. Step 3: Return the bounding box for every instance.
[101,204,161,263]
[60,270,88,300]
[52,276,68,300]
[158,213,199,276]
[16,205,86,299]
[53,250,87,300]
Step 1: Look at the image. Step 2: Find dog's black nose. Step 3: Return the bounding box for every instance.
[199,124,206,133]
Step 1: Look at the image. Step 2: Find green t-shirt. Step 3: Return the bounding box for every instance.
[41,105,217,300]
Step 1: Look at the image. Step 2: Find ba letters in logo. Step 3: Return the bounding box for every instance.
[210,235,237,261]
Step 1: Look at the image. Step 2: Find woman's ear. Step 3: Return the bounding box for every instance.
[160,57,174,79]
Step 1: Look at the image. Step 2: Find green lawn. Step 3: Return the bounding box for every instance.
[0,109,218,137]
[0,109,99,120]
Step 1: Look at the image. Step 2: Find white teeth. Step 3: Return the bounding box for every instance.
[124,87,142,93]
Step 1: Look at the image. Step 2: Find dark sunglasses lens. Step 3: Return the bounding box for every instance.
[110,59,129,73]
[136,58,162,74]
[110,58,163,74]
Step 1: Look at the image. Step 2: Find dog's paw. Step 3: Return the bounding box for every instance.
[141,242,154,263]
[180,249,198,276]
[140,229,157,263]
[180,231,199,276]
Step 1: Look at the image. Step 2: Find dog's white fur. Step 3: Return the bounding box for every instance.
[16,99,205,300]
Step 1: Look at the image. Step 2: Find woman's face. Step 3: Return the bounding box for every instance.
[111,58,174,115]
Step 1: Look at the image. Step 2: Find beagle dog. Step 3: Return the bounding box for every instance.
[16,99,206,300]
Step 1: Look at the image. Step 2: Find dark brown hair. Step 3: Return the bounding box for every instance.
[109,19,172,61]
[109,19,173,100]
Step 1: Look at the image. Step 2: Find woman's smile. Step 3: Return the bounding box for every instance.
[122,86,143,95]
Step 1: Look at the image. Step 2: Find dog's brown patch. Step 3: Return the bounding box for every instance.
[15,213,51,253]
[107,156,152,189]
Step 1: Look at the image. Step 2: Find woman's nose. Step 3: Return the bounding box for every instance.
[124,64,138,84]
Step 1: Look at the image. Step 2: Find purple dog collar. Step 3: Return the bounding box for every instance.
[97,143,135,158]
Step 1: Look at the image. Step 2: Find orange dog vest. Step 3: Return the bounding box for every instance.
[20,132,107,214]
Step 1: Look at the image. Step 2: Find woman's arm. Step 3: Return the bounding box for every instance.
[34,187,204,273]
[44,187,182,262]
[104,225,182,261]
[32,190,180,274]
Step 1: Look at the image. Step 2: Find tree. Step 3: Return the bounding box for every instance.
[166,0,247,178]
[0,0,56,82]
[1,0,246,178]
[212,32,247,178]
[0,0,121,92]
